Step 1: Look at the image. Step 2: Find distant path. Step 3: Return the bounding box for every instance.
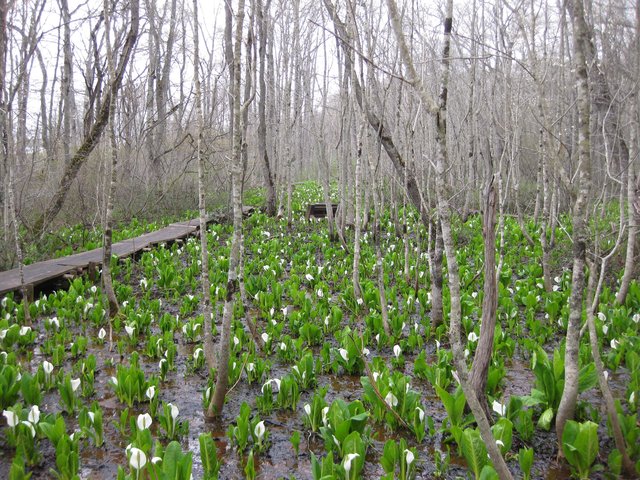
[0,218,211,297]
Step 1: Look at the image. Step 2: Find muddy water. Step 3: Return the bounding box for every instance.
[0,335,628,480]
[1,303,632,480]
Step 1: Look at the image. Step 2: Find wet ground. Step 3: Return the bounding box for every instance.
[1,316,629,480]
[1,222,633,480]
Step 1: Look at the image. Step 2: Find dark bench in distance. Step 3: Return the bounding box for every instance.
[305,203,339,221]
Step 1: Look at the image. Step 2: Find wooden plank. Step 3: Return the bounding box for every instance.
[172,219,202,228]
[0,218,209,297]
[305,203,339,221]
[0,261,78,295]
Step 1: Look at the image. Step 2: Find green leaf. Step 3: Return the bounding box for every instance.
[607,449,621,476]
[573,421,599,471]
[552,349,564,383]
[380,440,397,473]
[40,416,66,446]
[341,431,365,474]
[537,408,554,431]
[311,453,321,480]
[479,465,499,480]
[577,363,598,393]
[518,447,534,480]
[520,394,543,408]
[9,452,31,480]
[244,450,255,480]
[161,441,186,479]
[435,385,466,428]
[198,433,219,479]
[20,373,42,406]
[460,428,487,479]
[491,418,513,455]
[311,452,335,480]
[348,412,369,434]
[562,420,599,478]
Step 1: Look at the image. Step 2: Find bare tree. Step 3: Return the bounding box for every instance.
[0,0,10,245]
[0,0,41,321]
[144,0,158,182]
[584,252,636,475]
[193,0,215,372]
[1,0,44,250]
[143,0,178,189]
[7,166,29,322]
[322,0,423,218]
[352,118,364,301]
[469,170,498,417]
[256,0,276,216]
[555,0,593,450]
[101,0,123,339]
[32,0,139,235]
[284,0,300,229]
[208,0,249,418]
[615,0,640,305]
[386,0,513,477]
[59,0,73,168]
[368,134,391,336]
[317,7,338,243]
[155,0,177,156]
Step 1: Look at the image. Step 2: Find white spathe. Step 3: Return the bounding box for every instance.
[42,360,54,375]
[3,410,19,427]
[128,447,147,470]
[28,405,40,424]
[405,449,415,466]
[344,453,359,474]
[70,378,81,392]
[136,413,152,430]
[338,348,349,362]
[254,420,266,440]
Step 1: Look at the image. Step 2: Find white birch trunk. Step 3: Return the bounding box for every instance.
[101,0,120,343]
[555,0,592,449]
[192,0,214,371]
[208,0,246,417]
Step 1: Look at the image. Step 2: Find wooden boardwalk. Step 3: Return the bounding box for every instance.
[0,218,209,297]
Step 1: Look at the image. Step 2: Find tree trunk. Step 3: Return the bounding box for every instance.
[60,0,73,167]
[352,119,364,302]
[369,141,391,336]
[317,16,336,242]
[513,175,536,247]
[144,0,157,184]
[0,0,8,246]
[15,11,29,177]
[616,133,638,306]
[585,256,636,476]
[8,166,30,323]
[556,0,592,450]
[430,220,444,328]
[101,0,120,335]
[155,0,177,152]
[208,0,246,418]
[35,49,52,161]
[192,0,214,371]
[469,175,498,417]
[616,2,640,305]
[256,0,276,216]
[538,97,553,293]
